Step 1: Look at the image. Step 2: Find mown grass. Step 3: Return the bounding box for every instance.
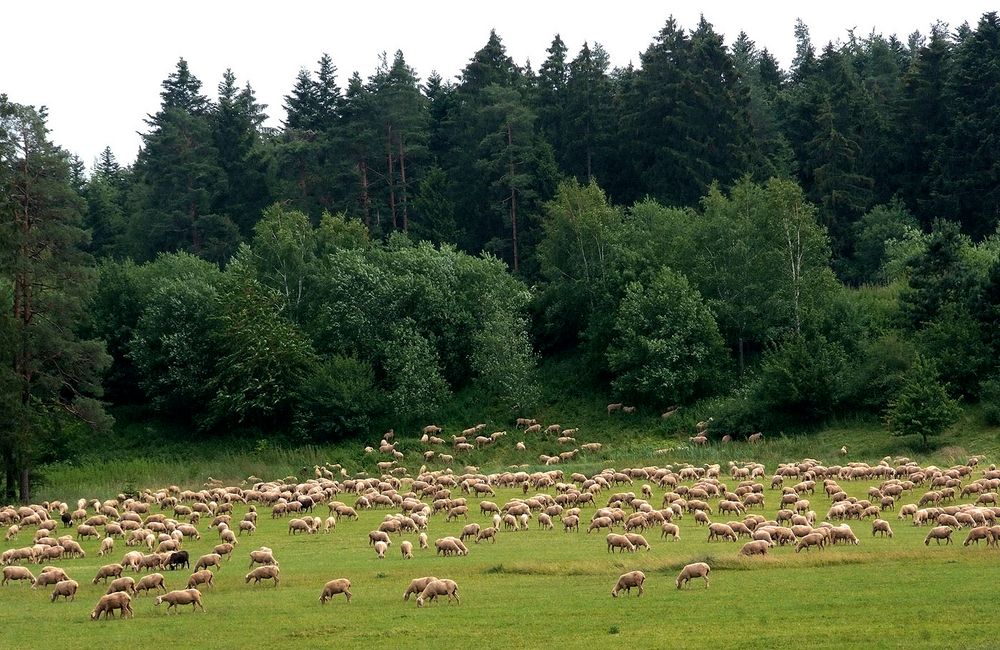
[2,472,998,649]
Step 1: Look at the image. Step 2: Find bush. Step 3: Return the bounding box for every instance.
[885,355,962,448]
[979,375,1000,426]
[751,334,848,426]
[294,356,380,442]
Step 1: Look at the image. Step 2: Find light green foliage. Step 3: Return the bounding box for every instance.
[607,267,726,404]
[886,354,962,448]
[849,199,919,284]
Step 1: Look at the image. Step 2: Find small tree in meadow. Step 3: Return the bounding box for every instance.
[885,355,961,448]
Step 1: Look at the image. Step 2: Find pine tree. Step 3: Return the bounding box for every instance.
[563,42,615,184]
[0,97,112,501]
[535,35,569,164]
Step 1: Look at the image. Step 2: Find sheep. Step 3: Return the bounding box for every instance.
[475,527,497,544]
[606,533,636,553]
[611,570,645,597]
[92,563,124,584]
[708,523,737,542]
[50,579,79,602]
[320,578,352,604]
[739,540,770,556]
[660,522,680,541]
[32,567,68,588]
[97,536,115,557]
[675,562,711,589]
[963,526,992,546]
[587,516,613,534]
[416,578,460,607]
[323,517,337,533]
[245,565,280,587]
[166,551,190,571]
[872,519,894,538]
[106,576,136,595]
[418,532,428,549]
[288,518,312,535]
[194,553,223,572]
[401,540,413,559]
[2,566,35,586]
[91,592,133,620]
[924,526,954,546]
[624,533,650,551]
[607,402,624,414]
[374,540,388,559]
[154,588,204,613]
[135,573,167,595]
[562,515,580,533]
[434,538,462,557]
[795,532,826,552]
[404,576,440,601]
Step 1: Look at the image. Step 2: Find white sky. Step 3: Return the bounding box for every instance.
[2,1,995,169]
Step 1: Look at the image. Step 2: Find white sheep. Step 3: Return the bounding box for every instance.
[675,562,711,589]
[611,570,645,597]
[320,578,352,604]
[416,578,460,607]
[154,588,204,613]
[50,579,79,602]
[401,541,413,559]
[245,565,280,587]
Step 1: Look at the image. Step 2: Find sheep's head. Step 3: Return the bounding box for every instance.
[416,596,425,607]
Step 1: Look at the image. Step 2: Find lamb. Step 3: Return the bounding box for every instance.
[187,569,215,589]
[50,579,79,602]
[374,540,388,559]
[872,519,894,538]
[2,566,35,586]
[924,526,954,545]
[739,540,770,556]
[92,563,124,584]
[154,588,204,613]
[401,541,413,559]
[320,578,352,604]
[135,573,166,595]
[675,562,711,589]
[245,565,280,587]
[106,576,136,595]
[606,533,636,553]
[416,578,460,607]
[91,592,133,619]
[611,570,645,597]
[194,553,223,572]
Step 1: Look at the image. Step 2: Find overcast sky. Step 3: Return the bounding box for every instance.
[3,1,995,169]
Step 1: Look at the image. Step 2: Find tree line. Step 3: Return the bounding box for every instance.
[2,13,1000,499]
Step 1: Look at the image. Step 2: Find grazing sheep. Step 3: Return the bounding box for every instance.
[403,576,439,601]
[796,533,826,553]
[963,526,992,546]
[135,573,166,595]
[607,403,623,414]
[166,551,190,571]
[401,541,413,559]
[374,540,388,559]
[91,592,133,620]
[475,527,497,544]
[92,564,124,585]
[739,540,770,556]
[675,562,711,589]
[32,568,68,588]
[924,526,954,546]
[872,520,894,538]
[194,554,223,572]
[50,579,78,602]
[611,570,645,597]
[245,565,280,587]
[708,523,737,542]
[459,523,481,541]
[154,588,204,613]
[416,578,460,607]
[2,566,35,586]
[606,533,636,553]
[106,576,136,595]
[418,532,428,549]
[320,578,352,604]
[660,522,680,541]
[98,537,115,557]
[187,570,214,589]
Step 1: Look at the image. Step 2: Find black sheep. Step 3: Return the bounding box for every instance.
[167,550,189,570]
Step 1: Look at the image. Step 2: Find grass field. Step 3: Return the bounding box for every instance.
[3,460,999,649]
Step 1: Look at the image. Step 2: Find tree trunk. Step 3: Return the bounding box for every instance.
[19,466,30,504]
[738,337,745,377]
[386,126,397,231]
[508,123,519,274]
[398,137,409,233]
[359,161,370,231]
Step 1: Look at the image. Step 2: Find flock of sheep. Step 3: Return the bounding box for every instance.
[1,416,998,622]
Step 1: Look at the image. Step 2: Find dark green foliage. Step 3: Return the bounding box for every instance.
[293,356,378,441]
[900,219,975,328]
[751,334,849,426]
[886,354,962,448]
